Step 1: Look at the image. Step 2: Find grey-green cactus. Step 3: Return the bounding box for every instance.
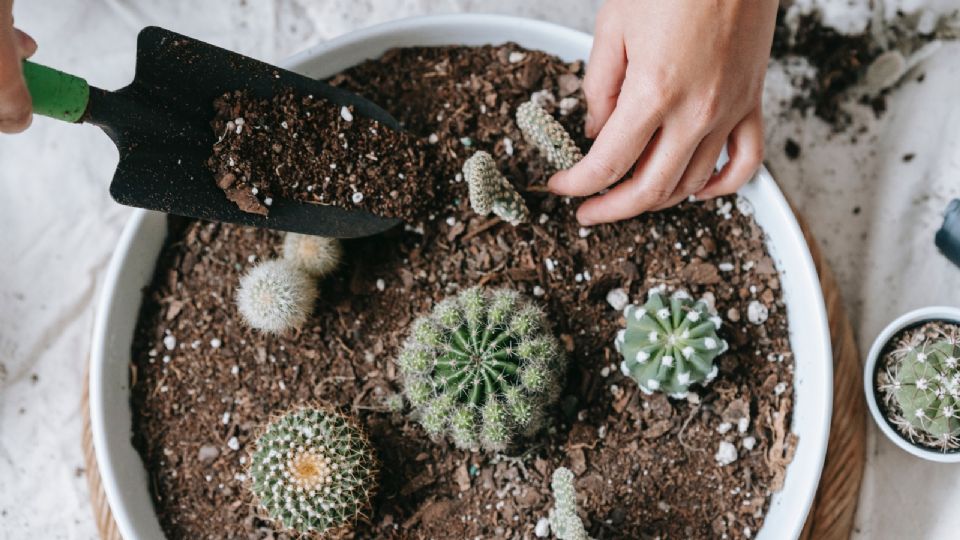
[397,287,565,451]
[463,151,529,226]
[516,100,583,171]
[249,408,378,535]
[283,233,343,278]
[879,332,960,450]
[548,467,591,540]
[616,290,727,399]
[236,259,317,333]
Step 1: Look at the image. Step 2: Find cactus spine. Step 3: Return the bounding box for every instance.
[548,467,591,540]
[236,259,317,333]
[249,407,378,535]
[516,100,583,171]
[879,329,960,450]
[616,290,726,399]
[463,151,529,226]
[397,287,565,451]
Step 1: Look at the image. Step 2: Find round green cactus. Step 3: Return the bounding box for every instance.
[249,408,378,535]
[882,336,960,449]
[515,100,583,171]
[397,287,565,451]
[616,290,727,398]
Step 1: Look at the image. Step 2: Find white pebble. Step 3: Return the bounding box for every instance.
[737,417,750,433]
[222,412,231,425]
[606,288,629,311]
[717,422,733,434]
[747,301,769,325]
[718,262,734,272]
[163,335,177,351]
[446,216,456,226]
[227,437,240,451]
[578,227,591,238]
[352,192,364,204]
[533,286,545,297]
[715,441,738,466]
[503,137,514,156]
[558,96,579,116]
[340,106,354,122]
[508,51,526,63]
[428,133,439,144]
[210,338,222,349]
[538,214,549,225]
[376,279,386,292]
[264,197,273,206]
[230,365,240,376]
[534,517,551,537]
[600,366,610,377]
[774,382,787,396]
[545,258,556,272]
[742,436,757,450]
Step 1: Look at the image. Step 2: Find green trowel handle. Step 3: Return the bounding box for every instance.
[22,61,90,123]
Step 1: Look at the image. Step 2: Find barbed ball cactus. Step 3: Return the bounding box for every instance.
[516,100,583,171]
[249,408,378,535]
[283,233,343,278]
[616,290,727,399]
[236,259,317,333]
[397,287,565,451]
[548,467,591,540]
[463,151,530,226]
[880,333,960,450]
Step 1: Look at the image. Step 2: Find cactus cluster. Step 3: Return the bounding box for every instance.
[283,233,343,278]
[249,407,378,535]
[516,100,583,171]
[879,329,960,450]
[236,259,317,333]
[616,290,727,399]
[548,467,591,540]
[463,150,530,226]
[397,287,565,451]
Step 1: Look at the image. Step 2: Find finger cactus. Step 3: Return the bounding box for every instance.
[516,100,583,171]
[463,151,530,226]
[616,290,727,399]
[236,259,317,333]
[283,233,343,278]
[879,332,960,450]
[249,407,378,535]
[397,287,565,451]
[548,467,591,540]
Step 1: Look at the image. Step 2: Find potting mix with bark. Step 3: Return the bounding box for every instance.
[131,45,797,539]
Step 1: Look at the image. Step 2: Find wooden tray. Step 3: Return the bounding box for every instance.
[81,212,866,540]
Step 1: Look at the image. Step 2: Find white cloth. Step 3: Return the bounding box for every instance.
[0,1,957,539]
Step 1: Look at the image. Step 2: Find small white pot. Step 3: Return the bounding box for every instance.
[864,306,960,463]
[90,14,833,540]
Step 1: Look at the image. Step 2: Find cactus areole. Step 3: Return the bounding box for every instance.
[249,408,378,535]
[397,287,566,451]
[616,290,727,399]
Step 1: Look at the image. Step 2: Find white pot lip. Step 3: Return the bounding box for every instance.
[88,13,833,540]
[863,306,960,463]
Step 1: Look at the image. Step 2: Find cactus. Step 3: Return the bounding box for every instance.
[397,287,565,451]
[616,290,727,399]
[236,259,317,333]
[463,151,529,226]
[249,407,378,535]
[283,233,343,278]
[516,100,583,171]
[548,467,591,540]
[879,331,960,450]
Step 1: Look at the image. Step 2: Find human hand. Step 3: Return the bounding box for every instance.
[0,0,36,133]
[549,0,778,225]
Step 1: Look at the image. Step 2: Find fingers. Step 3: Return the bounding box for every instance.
[548,81,661,197]
[696,106,764,200]
[575,125,698,225]
[582,14,626,138]
[649,129,728,211]
[0,25,33,133]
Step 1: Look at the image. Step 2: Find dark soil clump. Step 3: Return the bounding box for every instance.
[132,44,797,539]
[208,90,433,221]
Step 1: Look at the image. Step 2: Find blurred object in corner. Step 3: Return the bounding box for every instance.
[936,199,960,269]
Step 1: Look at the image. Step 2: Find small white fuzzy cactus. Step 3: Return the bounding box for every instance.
[516,100,583,171]
[282,232,343,278]
[463,150,530,226]
[548,467,591,540]
[236,259,317,333]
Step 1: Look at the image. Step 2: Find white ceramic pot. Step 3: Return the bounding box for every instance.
[863,306,960,463]
[90,14,833,540]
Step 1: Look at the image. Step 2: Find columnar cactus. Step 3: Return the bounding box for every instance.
[616,290,727,399]
[548,467,591,540]
[397,287,565,451]
[880,334,960,450]
[463,151,530,226]
[283,233,343,278]
[249,408,378,535]
[236,259,317,333]
[515,100,583,171]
